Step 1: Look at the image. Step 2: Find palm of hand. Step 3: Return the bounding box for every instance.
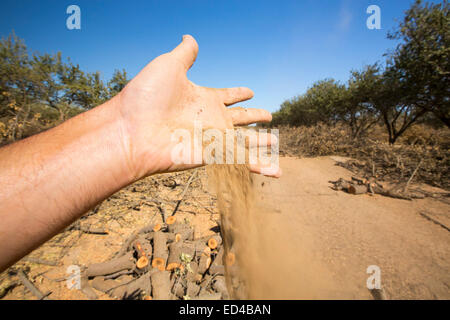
[115,35,277,179]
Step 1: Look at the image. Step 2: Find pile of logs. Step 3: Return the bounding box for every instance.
[329,176,425,200]
[82,217,229,300]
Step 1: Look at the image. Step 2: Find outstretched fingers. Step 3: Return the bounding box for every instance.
[228,107,272,126]
[249,163,282,178]
[216,87,254,106]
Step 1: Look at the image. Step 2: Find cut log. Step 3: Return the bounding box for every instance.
[198,253,212,275]
[152,232,168,271]
[133,237,152,270]
[136,256,149,270]
[200,273,213,288]
[200,245,212,259]
[168,222,194,241]
[180,241,196,258]
[153,223,162,232]
[340,180,351,191]
[348,184,368,195]
[186,281,200,298]
[151,270,171,300]
[152,258,165,271]
[207,235,222,250]
[166,232,176,243]
[138,223,156,235]
[80,275,98,300]
[372,185,412,200]
[351,176,366,184]
[115,232,138,258]
[134,237,152,258]
[212,276,229,299]
[112,273,152,299]
[167,242,183,271]
[171,278,186,298]
[208,247,225,276]
[144,231,155,241]
[104,269,133,280]
[166,216,177,225]
[186,261,202,283]
[116,224,155,258]
[143,295,152,300]
[92,273,152,300]
[91,276,122,293]
[86,251,135,277]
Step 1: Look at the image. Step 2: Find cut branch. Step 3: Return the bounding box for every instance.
[86,251,135,277]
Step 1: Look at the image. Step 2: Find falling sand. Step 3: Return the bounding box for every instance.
[207,164,338,299]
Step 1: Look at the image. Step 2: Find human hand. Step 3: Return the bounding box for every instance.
[114,35,280,180]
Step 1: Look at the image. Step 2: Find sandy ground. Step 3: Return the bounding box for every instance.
[0,168,221,300]
[1,157,449,300]
[249,156,450,299]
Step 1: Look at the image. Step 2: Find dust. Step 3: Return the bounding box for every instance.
[207,164,336,299]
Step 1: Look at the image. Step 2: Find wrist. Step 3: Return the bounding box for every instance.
[94,94,140,186]
[113,87,179,180]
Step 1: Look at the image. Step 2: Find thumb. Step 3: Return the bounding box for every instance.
[170,35,199,71]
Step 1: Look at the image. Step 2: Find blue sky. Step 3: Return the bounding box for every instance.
[0,0,424,112]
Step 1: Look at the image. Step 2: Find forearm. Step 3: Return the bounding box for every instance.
[0,95,134,271]
[0,35,276,272]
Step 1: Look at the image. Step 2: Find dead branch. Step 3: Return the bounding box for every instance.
[171,169,197,216]
[71,224,108,235]
[23,257,59,266]
[419,212,450,232]
[404,158,423,193]
[17,270,51,300]
[86,251,135,277]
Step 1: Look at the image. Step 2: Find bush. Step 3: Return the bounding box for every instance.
[277,123,450,189]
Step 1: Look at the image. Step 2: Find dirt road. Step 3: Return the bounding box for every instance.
[247,156,449,299]
[2,157,448,300]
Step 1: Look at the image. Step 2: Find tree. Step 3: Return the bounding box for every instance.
[386,0,449,127]
[376,69,428,144]
[58,62,108,110]
[339,65,380,138]
[30,52,66,119]
[108,69,129,97]
[0,32,123,143]
[302,79,345,125]
[0,33,34,116]
[272,79,347,127]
